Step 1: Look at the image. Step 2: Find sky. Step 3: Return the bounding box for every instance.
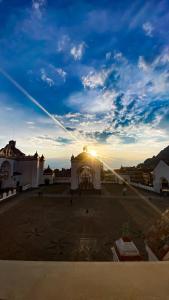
[0,0,169,169]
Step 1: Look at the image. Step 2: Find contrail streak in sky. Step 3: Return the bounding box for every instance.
[0,68,80,142]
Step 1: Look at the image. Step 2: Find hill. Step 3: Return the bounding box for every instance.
[137,145,169,170]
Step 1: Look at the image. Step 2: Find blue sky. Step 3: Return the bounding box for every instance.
[0,0,169,168]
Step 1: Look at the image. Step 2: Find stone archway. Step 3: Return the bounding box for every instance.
[78,166,94,190]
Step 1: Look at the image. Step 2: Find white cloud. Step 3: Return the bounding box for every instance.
[55,68,67,81]
[82,70,109,89]
[26,121,35,125]
[138,56,149,72]
[40,68,54,87]
[4,106,13,111]
[70,42,86,60]
[67,90,117,113]
[106,52,111,60]
[153,48,169,66]
[66,47,169,147]
[57,35,70,52]
[32,0,46,18]
[142,22,154,37]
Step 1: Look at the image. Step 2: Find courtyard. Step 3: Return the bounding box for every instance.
[0,183,168,261]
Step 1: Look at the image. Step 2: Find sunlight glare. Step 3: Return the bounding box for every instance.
[89,149,97,157]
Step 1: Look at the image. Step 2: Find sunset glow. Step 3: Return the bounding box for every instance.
[89,150,97,157]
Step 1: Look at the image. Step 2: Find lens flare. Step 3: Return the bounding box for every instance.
[89,150,97,157]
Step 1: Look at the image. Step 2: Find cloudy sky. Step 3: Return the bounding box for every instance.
[0,0,169,168]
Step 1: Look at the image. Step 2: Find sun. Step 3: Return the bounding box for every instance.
[89,150,97,157]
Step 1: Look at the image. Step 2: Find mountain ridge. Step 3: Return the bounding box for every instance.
[137,145,169,170]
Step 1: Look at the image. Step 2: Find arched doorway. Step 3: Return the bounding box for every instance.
[160,178,169,195]
[161,177,169,189]
[78,166,94,190]
[0,161,12,189]
[44,178,50,185]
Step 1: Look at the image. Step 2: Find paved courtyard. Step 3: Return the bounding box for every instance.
[0,183,168,261]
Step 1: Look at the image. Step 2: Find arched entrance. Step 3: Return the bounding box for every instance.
[160,177,169,195]
[161,177,169,189]
[44,178,50,185]
[78,166,94,190]
[0,161,12,189]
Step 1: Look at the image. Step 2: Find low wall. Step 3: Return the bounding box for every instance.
[102,180,117,183]
[22,184,31,191]
[54,177,71,183]
[131,182,154,192]
[0,189,17,202]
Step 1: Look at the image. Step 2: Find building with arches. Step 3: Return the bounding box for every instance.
[71,147,102,191]
[0,140,44,190]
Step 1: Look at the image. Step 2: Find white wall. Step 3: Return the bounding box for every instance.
[111,247,120,261]
[0,155,44,190]
[17,159,39,188]
[39,160,45,185]
[22,184,31,191]
[153,161,169,193]
[0,189,16,202]
[43,174,54,185]
[0,158,15,188]
[145,244,159,261]
[131,182,154,192]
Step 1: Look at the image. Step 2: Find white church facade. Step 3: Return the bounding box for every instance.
[0,140,44,190]
[71,147,102,191]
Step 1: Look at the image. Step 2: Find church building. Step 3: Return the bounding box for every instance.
[71,147,102,191]
[153,160,169,194]
[0,140,44,190]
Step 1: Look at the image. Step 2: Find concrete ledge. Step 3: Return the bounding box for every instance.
[0,261,169,299]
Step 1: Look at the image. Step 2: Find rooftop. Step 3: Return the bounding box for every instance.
[0,140,44,161]
[72,147,101,164]
[0,140,25,158]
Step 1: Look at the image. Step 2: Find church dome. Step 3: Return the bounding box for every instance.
[0,140,25,158]
[73,147,99,162]
[74,151,92,161]
[43,165,53,175]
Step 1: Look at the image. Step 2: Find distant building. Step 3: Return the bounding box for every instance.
[54,168,71,183]
[111,236,142,261]
[71,147,102,191]
[115,166,153,186]
[114,168,131,184]
[0,140,44,190]
[145,210,169,261]
[153,160,169,194]
[43,165,54,185]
